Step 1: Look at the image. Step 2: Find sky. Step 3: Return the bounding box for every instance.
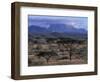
[28,15,88,30]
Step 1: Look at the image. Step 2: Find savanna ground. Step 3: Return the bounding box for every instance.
[28,37,87,66]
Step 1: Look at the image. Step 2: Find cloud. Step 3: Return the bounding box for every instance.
[28,15,88,30]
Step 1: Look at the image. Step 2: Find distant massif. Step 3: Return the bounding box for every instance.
[28,23,87,39]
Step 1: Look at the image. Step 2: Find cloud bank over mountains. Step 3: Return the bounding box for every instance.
[28,15,88,31]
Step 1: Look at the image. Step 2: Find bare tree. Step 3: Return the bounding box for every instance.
[37,51,58,63]
[57,38,84,61]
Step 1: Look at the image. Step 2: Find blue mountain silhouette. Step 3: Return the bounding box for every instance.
[29,23,87,34]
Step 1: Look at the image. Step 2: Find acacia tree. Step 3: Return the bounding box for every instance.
[68,40,85,60]
[37,51,58,63]
[57,38,83,61]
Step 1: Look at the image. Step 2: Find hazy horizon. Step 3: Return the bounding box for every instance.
[28,15,88,31]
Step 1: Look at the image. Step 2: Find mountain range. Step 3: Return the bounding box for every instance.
[28,23,87,39]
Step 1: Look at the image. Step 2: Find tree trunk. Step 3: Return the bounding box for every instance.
[68,43,72,61]
[46,58,49,63]
[69,50,72,60]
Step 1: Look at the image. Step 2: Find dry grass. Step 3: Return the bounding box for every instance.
[28,54,87,66]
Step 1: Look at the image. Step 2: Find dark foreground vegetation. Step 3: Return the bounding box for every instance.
[28,36,87,66]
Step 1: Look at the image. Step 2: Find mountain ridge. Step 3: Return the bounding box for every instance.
[28,23,87,34]
[28,23,87,39]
